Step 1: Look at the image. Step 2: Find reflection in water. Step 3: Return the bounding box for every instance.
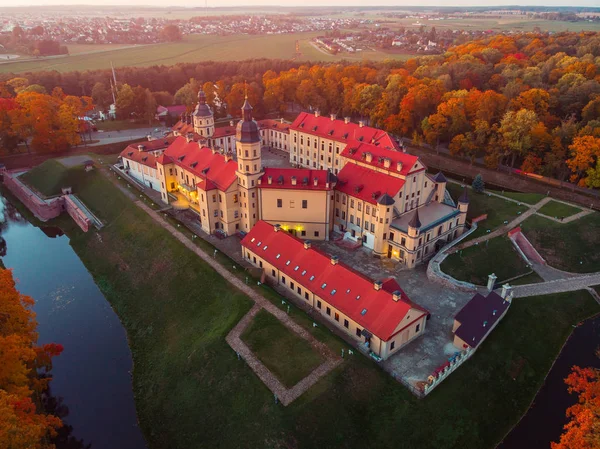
[0,195,147,449]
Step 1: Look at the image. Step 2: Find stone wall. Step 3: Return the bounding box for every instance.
[64,195,90,232]
[3,172,63,221]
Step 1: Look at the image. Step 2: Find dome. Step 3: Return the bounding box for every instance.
[236,98,260,143]
[192,89,212,117]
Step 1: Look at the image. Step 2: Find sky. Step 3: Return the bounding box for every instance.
[1,0,599,7]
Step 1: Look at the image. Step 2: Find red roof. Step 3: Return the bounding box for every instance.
[258,119,290,133]
[241,221,426,341]
[172,120,194,136]
[341,141,419,177]
[163,136,238,191]
[119,137,176,168]
[290,113,398,149]
[336,163,405,205]
[157,105,187,115]
[259,168,334,191]
[212,125,236,138]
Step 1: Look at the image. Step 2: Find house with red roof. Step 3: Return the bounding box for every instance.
[241,221,429,360]
[119,137,176,191]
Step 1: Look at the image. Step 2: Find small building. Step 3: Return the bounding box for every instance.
[83,160,94,172]
[452,291,511,350]
[156,105,187,123]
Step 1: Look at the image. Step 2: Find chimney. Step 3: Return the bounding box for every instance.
[383,158,391,169]
[492,309,497,316]
[314,110,320,117]
[224,153,232,162]
[487,273,497,292]
[392,290,402,302]
[365,152,373,163]
[267,175,273,185]
[330,113,336,121]
[313,177,318,187]
[483,321,488,328]
[291,176,297,186]
[358,120,365,128]
[230,120,234,127]
[211,148,217,155]
[396,161,403,172]
[280,118,284,123]
[304,240,312,249]
[274,224,281,232]
[137,144,145,152]
[374,280,383,291]
[501,283,512,299]
[344,117,350,124]
[330,255,339,265]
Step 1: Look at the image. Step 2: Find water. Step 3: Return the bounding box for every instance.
[0,195,147,449]
[498,316,600,449]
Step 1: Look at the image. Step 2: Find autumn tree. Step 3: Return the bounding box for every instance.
[567,135,600,187]
[551,365,600,449]
[498,109,539,168]
[91,82,112,110]
[115,84,135,119]
[0,268,63,448]
[160,24,182,42]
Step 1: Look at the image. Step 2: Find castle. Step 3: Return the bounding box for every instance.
[120,89,469,269]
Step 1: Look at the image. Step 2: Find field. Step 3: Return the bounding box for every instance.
[241,309,324,388]
[9,158,599,449]
[522,213,600,273]
[441,236,536,286]
[0,32,411,75]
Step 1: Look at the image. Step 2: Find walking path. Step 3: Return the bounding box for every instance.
[452,197,551,252]
[536,208,593,224]
[512,273,600,298]
[134,200,342,406]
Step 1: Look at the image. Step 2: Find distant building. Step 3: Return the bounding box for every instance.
[155,104,187,123]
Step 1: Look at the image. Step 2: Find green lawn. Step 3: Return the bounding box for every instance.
[9,163,600,449]
[447,183,529,240]
[489,190,546,205]
[537,200,582,219]
[19,159,68,197]
[241,309,324,388]
[442,236,532,286]
[522,213,600,273]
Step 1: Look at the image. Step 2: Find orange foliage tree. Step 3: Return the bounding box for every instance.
[0,268,63,448]
[551,365,600,449]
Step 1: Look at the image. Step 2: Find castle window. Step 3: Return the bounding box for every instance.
[277,199,282,208]
[344,319,349,328]
[302,200,308,209]
[389,232,395,241]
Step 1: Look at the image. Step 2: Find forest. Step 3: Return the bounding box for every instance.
[1,32,600,187]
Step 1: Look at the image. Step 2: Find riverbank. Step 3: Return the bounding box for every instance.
[4,164,600,449]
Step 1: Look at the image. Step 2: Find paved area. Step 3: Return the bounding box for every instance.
[313,240,474,388]
[261,146,292,168]
[89,127,166,146]
[59,154,95,167]
[512,273,600,298]
[536,208,593,223]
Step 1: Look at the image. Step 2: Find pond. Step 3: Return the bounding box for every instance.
[498,315,600,449]
[0,195,147,449]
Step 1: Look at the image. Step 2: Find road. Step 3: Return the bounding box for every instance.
[88,127,168,146]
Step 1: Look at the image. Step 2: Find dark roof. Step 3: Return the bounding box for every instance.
[236,98,260,144]
[433,172,447,183]
[458,186,470,204]
[454,291,510,348]
[192,89,212,117]
[408,208,421,228]
[377,193,395,206]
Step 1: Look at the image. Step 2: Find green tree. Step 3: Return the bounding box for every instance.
[498,108,539,167]
[472,174,485,193]
[115,84,135,119]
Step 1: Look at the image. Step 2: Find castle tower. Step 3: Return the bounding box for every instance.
[235,97,263,232]
[432,172,447,203]
[457,186,469,237]
[373,193,395,259]
[192,89,215,138]
[406,208,422,268]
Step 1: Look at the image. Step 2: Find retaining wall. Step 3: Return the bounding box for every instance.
[64,195,90,232]
[3,172,63,221]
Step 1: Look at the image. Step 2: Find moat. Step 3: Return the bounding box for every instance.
[0,195,146,449]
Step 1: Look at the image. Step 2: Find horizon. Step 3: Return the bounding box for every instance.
[2,1,600,9]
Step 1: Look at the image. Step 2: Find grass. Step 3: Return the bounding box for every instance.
[537,200,582,219]
[442,236,532,286]
[509,271,545,286]
[10,161,600,449]
[241,309,324,388]
[522,213,600,273]
[447,183,529,240]
[0,32,411,75]
[19,159,72,197]
[489,190,546,205]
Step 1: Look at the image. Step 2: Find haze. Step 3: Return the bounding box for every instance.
[2,0,599,8]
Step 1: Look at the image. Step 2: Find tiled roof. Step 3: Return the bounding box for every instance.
[290,113,398,149]
[336,163,405,205]
[454,292,510,348]
[119,137,175,168]
[212,125,236,138]
[163,136,238,191]
[258,119,291,133]
[172,120,194,135]
[241,221,426,341]
[259,168,334,191]
[341,141,419,177]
